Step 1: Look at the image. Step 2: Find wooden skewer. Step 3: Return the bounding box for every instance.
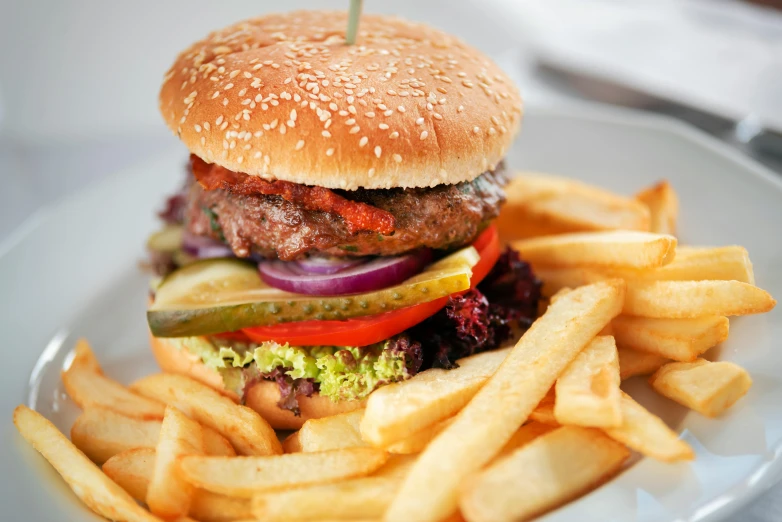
[346,0,363,45]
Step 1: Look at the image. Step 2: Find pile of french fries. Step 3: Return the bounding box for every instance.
[13,173,776,522]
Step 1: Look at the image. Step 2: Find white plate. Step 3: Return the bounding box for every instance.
[2,105,781,522]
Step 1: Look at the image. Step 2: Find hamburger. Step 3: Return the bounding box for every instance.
[146,10,541,429]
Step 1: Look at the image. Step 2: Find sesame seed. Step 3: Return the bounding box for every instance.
[290,109,297,121]
[216,115,224,125]
[433,113,443,120]
[211,91,220,99]
[225,83,234,90]
[378,123,389,130]
[420,131,428,140]
[389,131,399,139]
[204,122,210,131]
[374,146,382,158]
[368,168,376,177]
[326,148,334,156]
[194,124,202,132]
[393,154,402,163]
[254,151,262,158]
[365,112,376,118]
[383,110,393,116]
[349,126,360,134]
[295,140,305,150]
[322,130,331,138]
[473,127,480,134]
[488,127,497,135]
[458,105,465,112]
[359,136,368,147]
[200,136,206,145]
[237,156,244,164]
[397,106,406,113]
[416,117,424,125]
[491,116,500,125]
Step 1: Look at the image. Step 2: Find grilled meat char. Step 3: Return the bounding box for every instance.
[186,162,508,260]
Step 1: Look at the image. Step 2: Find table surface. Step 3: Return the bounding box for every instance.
[1,1,780,520]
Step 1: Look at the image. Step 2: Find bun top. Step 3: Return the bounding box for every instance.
[159,11,522,190]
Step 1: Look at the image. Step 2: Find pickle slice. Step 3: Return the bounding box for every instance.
[146,225,183,253]
[148,247,479,337]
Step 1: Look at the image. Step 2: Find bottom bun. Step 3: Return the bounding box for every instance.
[149,334,364,430]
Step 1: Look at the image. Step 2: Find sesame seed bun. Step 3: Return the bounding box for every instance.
[159,10,522,190]
[149,334,365,430]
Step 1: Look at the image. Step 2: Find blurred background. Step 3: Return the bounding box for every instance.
[1,0,782,519]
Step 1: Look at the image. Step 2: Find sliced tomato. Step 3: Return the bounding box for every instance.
[469,225,500,287]
[240,226,500,347]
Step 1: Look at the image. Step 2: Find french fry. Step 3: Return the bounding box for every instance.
[670,246,754,284]
[298,409,367,452]
[548,286,573,304]
[601,246,755,284]
[102,448,252,522]
[13,405,160,522]
[179,448,388,498]
[635,181,678,235]
[603,392,694,462]
[61,340,165,420]
[623,280,776,318]
[71,407,234,463]
[537,246,755,296]
[554,336,622,428]
[512,231,676,270]
[535,267,603,297]
[147,406,204,518]
[372,454,418,480]
[130,373,281,456]
[361,348,510,448]
[497,174,650,241]
[384,280,625,521]
[252,476,401,521]
[102,448,156,501]
[612,315,729,361]
[460,426,630,522]
[649,359,752,417]
[529,391,557,426]
[282,432,302,453]
[618,347,669,380]
[496,422,556,459]
[386,418,454,454]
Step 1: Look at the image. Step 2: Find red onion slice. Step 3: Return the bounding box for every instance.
[296,256,366,274]
[259,250,433,296]
[182,230,234,259]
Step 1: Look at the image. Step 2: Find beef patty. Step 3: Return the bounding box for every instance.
[185,165,508,260]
